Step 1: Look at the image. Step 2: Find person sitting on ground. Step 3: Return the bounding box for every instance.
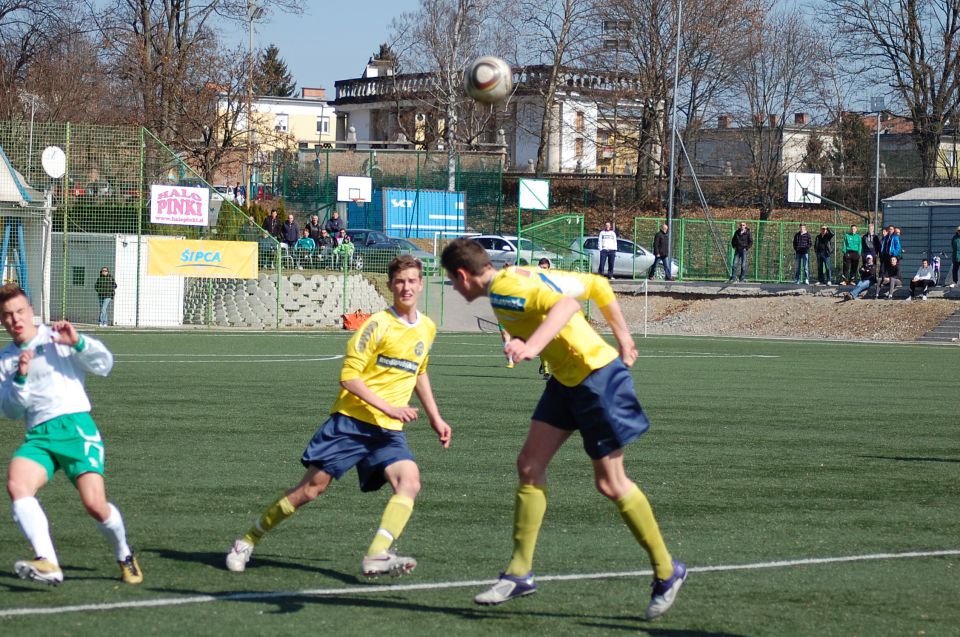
[844,255,878,300]
[909,259,937,300]
[293,228,317,270]
[879,256,902,299]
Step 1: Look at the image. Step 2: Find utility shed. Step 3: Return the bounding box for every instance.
[882,187,960,276]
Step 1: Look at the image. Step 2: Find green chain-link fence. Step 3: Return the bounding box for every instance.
[632,217,855,282]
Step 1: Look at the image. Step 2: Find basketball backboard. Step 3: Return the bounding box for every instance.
[787,172,822,204]
[336,175,372,203]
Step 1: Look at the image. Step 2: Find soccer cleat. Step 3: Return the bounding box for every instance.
[14,558,63,586]
[118,554,143,584]
[645,560,687,620]
[226,538,254,572]
[922,294,928,300]
[474,572,537,605]
[362,551,417,577]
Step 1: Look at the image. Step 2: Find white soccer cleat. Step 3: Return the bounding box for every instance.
[361,551,417,578]
[14,558,63,586]
[474,572,537,605]
[645,560,687,620]
[226,539,253,572]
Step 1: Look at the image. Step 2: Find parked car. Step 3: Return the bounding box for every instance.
[390,238,438,271]
[569,236,679,279]
[466,234,567,268]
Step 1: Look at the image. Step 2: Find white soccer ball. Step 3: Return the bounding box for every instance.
[464,56,513,104]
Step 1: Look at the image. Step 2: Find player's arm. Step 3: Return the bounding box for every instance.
[597,299,637,367]
[51,321,113,376]
[0,350,32,419]
[504,296,581,363]
[413,372,451,448]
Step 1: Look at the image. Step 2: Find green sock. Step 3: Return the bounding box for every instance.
[616,485,673,580]
[243,495,297,546]
[366,495,415,556]
[505,484,547,576]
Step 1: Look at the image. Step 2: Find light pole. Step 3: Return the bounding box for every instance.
[870,96,884,229]
[246,1,264,201]
[19,92,42,177]
[666,0,683,265]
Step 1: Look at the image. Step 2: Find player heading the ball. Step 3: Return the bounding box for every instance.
[440,239,686,620]
[226,255,451,578]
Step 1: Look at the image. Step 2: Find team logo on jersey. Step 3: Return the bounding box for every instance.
[414,341,425,356]
[491,293,526,312]
[376,355,419,374]
[357,321,378,352]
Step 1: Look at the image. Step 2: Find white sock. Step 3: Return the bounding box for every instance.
[11,497,59,566]
[97,503,132,561]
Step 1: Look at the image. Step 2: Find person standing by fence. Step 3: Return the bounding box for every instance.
[729,222,753,283]
[840,225,861,286]
[95,267,116,327]
[950,226,960,288]
[814,225,835,285]
[598,222,617,279]
[649,223,672,280]
[793,224,812,285]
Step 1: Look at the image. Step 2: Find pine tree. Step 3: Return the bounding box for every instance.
[254,44,296,97]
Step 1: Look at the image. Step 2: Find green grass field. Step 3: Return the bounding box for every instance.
[0,332,958,636]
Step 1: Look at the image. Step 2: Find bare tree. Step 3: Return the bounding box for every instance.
[732,6,822,219]
[0,1,64,119]
[826,0,960,185]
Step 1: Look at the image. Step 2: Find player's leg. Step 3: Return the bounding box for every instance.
[75,472,142,584]
[362,459,420,577]
[475,419,571,605]
[8,455,63,585]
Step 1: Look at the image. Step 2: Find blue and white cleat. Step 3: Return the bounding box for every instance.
[474,572,537,605]
[645,560,687,619]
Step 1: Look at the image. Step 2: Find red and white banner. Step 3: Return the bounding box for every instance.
[150,185,209,226]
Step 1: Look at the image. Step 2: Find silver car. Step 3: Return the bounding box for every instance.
[569,236,678,279]
[467,234,568,268]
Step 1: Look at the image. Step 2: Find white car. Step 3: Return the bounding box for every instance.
[466,234,568,268]
[569,236,678,279]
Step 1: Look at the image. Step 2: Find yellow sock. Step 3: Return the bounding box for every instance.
[243,495,297,546]
[616,485,673,580]
[366,495,415,556]
[505,484,547,576]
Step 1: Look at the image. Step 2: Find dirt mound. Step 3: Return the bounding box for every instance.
[614,294,957,341]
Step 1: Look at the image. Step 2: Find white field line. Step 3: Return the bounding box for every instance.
[1,549,956,618]
[112,353,778,362]
[115,356,344,364]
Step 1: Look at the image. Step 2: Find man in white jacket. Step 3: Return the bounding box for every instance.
[598,222,618,278]
[0,284,142,586]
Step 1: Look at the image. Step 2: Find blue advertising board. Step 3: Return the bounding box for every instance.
[383,189,465,239]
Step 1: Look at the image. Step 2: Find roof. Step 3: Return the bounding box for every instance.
[883,187,960,204]
[0,144,44,207]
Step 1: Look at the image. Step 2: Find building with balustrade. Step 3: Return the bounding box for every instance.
[332,59,653,174]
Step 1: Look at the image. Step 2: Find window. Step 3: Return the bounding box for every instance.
[575,111,584,132]
[275,113,288,132]
[72,267,85,286]
[583,238,598,250]
[316,117,329,134]
[617,239,636,254]
[575,138,584,159]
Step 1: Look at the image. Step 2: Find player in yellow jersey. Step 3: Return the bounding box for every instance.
[226,255,451,577]
[441,239,686,620]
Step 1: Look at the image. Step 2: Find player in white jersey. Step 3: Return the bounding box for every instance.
[0,284,142,586]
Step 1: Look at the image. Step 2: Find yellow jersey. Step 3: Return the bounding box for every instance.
[489,266,619,386]
[332,308,435,431]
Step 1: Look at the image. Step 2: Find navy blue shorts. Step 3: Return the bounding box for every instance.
[532,358,650,459]
[301,413,415,492]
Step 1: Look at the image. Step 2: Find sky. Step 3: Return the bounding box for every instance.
[248,0,421,96]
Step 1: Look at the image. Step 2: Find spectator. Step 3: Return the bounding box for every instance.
[729,222,753,282]
[293,228,316,270]
[861,223,881,264]
[879,255,902,299]
[258,232,277,268]
[598,222,618,278]
[333,227,348,247]
[649,223,672,280]
[909,258,937,300]
[839,224,861,285]
[950,226,960,288]
[305,214,323,244]
[315,229,334,267]
[844,255,878,300]
[281,214,299,247]
[537,257,551,268]
[95,267,116,327]
[880,224,901,276]
[325,210,345,236]
[262,209,281,242]
[792,224,812,284]
[814,225,835,285]
[234,182,246,207]
[333,235,355,269]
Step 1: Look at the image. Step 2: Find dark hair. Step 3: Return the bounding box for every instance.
[441,238,492,275]
[388,254,423,282]
[0,283,27,306]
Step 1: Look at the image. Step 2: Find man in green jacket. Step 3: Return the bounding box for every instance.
[840,225,862,286]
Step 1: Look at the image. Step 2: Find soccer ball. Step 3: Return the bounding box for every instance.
[464,56,513,104]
